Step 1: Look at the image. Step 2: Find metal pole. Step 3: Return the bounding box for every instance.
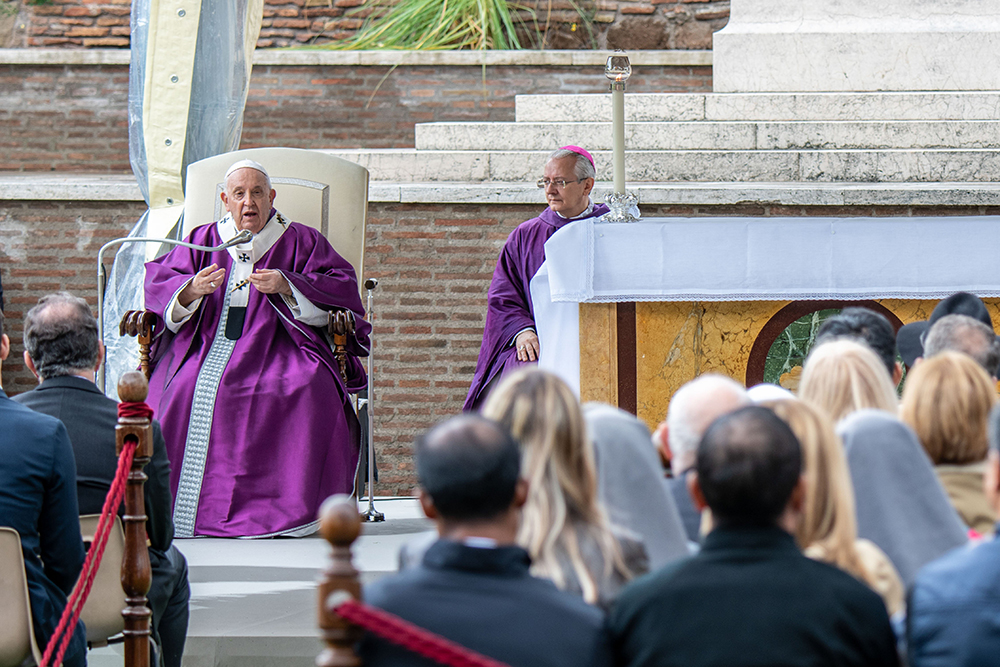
[361,278,383,522]
[95,231,253,393]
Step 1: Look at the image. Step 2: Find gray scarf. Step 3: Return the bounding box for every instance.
[838,409,968,587]
[583,403,691,568]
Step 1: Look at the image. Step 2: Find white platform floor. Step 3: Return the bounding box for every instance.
[89,497,433,667]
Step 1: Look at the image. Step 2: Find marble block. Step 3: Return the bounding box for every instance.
[714,0,1000,91]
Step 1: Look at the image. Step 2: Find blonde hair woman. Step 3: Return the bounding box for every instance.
[901,351,998,534]
[798,339,898,423]
[763,399,904,615]
[482,369,646,608]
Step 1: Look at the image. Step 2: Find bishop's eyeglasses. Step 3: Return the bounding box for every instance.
[537,178,585,189]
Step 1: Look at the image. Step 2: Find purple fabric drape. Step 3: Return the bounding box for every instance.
[144,220,369,537]
[464,204,609,410]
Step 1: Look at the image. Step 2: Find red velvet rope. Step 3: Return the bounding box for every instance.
[40,439,136,667]
[333,598,512,667]
[118,401,154,421]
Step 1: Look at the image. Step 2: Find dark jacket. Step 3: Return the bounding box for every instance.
[609,525,899,667]
[360,539,613,667]
[908,527,1000,667]
[14,375,174,551]
[0,390,87,664]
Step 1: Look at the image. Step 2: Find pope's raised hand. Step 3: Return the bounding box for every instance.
[178,264,225,307]
[249,269,293,296]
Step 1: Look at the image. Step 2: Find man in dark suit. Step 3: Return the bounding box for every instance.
[360,414,612,667]
[14,293,189,667]
[0,307,88,667]
[611,406,898,667]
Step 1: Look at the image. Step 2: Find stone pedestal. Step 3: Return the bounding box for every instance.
[713,0,1000,92]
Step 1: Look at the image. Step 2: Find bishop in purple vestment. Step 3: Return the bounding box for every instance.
[144,160,369,538]
[464,147,608,411]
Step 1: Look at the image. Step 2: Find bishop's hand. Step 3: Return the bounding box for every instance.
[515,329,540,362]
[178,264,226,307]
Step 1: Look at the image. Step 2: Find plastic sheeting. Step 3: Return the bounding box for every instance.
[105,0,262,398]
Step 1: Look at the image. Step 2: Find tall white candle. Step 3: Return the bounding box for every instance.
[612,84,625,194]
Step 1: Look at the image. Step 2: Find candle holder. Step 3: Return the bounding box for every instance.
[602,50,639,223]
[603,190,641,223]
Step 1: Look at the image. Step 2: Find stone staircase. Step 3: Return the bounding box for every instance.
[324,92,1000,192]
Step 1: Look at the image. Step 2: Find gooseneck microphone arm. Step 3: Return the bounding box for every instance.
[96,228,255,392]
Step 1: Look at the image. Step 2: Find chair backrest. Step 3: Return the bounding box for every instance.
[183,148,369,295]
[79,515,126,645]
[0,527,42,667]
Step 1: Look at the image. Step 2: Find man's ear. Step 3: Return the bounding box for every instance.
[984,451,1000,510]
[653,421,671,467]
[787,475,807,514]
[582,177,595,197]
[892,361,903,386]
[687,472,708,512]
[95,342,105,373]
[418,488,438,520]
[512,478,528,509]
[23,350,39,380]
[269,188,277,207]
[0,333,8,362]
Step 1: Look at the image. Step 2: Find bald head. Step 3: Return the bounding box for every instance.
[925,314,1000,378]
[667,374,750,471]
[416,415,521,523]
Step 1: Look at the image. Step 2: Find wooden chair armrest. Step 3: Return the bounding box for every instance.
[119,310,157,381]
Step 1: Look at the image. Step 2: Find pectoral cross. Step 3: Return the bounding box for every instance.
[239,253,251,262]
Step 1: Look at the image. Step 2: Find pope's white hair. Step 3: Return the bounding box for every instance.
[225,159,271,190]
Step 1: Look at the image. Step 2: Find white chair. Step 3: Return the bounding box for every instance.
[0,527,43,667]
[78,515,126,647]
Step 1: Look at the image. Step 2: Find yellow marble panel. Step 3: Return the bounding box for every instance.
[634,301,788,430]
[579,302,617,407]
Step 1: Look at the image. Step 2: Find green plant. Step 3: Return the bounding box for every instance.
[318,0,535,50]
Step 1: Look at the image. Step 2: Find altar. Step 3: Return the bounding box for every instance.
[532,216,1000,430]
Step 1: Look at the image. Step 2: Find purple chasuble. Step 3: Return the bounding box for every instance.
[464,203,609,411]
[144,218,369,537]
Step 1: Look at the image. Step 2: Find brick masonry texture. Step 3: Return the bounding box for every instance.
[3,200,1000,495]
[2,0,729,51]
[0,62,713,171]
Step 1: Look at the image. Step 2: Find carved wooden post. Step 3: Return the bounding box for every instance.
[117,371,153,667]
[328,311,355,383]
[119,311,155,380]
[317,494,363,667]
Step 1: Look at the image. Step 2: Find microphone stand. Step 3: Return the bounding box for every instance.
[96,229,253,392]
[360,278,384,522]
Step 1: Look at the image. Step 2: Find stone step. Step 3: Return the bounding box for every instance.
[415,120,1000,151]
[515,92,1000,123]
[324,148,1000,183]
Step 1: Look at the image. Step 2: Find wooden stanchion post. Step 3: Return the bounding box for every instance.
[117,371,153,667]
[317,495,363,667]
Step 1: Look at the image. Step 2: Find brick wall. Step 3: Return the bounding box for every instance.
[0,60,712,172]
[3,199,997,495]
[6,0,729,50]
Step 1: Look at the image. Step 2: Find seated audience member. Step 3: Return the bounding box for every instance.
[815,307,903,385]
[799,339,898,423]
[584,403,691,566]
[900,351,998,535]
[896,291,994,370]
[839,410,967,587]
[483,369,647,608]
[13,293,189,667]
[764,399,904,615]
[652,374,750,543]
[923,313,1000,378]
[360,415,612,667]
[746,382,794,403]
[609,406,898,667]
[0,308,87,667]
[907,403,1000,667]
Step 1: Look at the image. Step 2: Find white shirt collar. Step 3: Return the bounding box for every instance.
[554,198,594,220]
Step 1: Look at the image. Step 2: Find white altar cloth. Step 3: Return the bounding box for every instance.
[533,215,1000,395]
